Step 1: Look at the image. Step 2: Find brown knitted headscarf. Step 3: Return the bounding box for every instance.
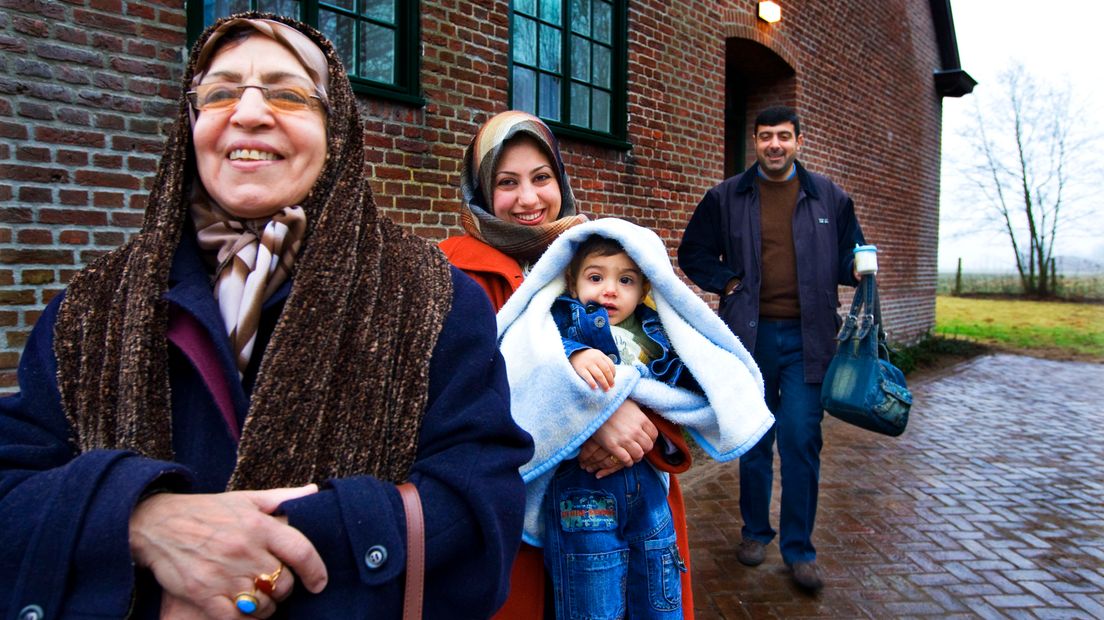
[53,14,452,489]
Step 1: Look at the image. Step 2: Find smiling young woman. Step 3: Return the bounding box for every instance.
[491,134,563,227]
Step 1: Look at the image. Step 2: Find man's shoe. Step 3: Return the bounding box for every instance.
[736,539,766,566]
[790,561,824,591]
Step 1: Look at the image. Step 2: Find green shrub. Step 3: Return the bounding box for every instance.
[888,334,989,376]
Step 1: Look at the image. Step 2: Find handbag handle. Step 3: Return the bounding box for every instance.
[860,275,894,361]
[398,482,424,620]
[838,275,877,340]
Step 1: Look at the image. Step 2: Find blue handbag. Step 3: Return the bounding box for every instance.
[820,275,912,436]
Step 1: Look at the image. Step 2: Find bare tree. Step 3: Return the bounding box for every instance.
[962,63,1097,297]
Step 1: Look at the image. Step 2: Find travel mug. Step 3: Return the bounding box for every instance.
[853,244,878,274]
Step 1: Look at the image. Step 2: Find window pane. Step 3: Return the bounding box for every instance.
[571,35,590,81]
[514,0,536,16]
[360,21,395,83]
[539,73,561,121]
[570,82,589,127]
[593,0,611,43]
[538,24,561,72]
[257,0,300,17]
[539,0,561,25]
[512,66,537,114]
[592,44,610,88]
[319,10,356,76]
[570,0,589,35]
[325,0,355,11]
[362,0,395,23]
[592,89,609,132]
[205,0,251,24]
[512,14,537,65]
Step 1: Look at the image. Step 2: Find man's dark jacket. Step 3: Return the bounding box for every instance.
[678,161,865,382]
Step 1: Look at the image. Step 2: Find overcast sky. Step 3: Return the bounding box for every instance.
[938,0,1104,272]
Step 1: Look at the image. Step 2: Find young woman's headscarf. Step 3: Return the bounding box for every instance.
[459,110,587,263]
[53,14,452,489]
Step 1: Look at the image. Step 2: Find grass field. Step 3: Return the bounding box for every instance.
[935,296,1104,359]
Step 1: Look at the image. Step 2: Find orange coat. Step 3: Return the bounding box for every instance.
[440,234,695,619]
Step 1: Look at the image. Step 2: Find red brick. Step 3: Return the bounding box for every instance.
[56,150,89,166]
[92,153,124,168]
[93,231,124,246]
[6,330,30,349]
[0,164,70,183]
[0,208,33,224]
[20,269,55,285]
[16,146,51,162]
[0,290,37,305]
[37,208,108,226]
[74,170,140,190]
[73,8,137,35]
[0,122,30,140]
[59,230,90,244]
[90,0,123,12]
[59,190,88,206]
[16,229,52,244]
[34,127,105,148]
[93,192,125,208]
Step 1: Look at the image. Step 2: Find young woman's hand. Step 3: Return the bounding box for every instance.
[569,348,617,391]
[578,399,658,478]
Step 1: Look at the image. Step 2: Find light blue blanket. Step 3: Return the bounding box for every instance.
[497,218,775,545]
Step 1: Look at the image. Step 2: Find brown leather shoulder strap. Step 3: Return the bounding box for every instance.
[397,482,424,620]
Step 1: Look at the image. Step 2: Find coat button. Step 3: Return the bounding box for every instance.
[749,320,757,328]
[594,316,606,328]
[365,545,388,569]
[18,605,44,620]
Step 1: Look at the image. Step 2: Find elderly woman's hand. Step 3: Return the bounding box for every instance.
[577,399,658,479]
[129,484,328,618]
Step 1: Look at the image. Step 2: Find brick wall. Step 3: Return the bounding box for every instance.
[0,0,947,391]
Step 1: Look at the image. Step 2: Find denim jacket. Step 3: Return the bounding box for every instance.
[550,296,700,392]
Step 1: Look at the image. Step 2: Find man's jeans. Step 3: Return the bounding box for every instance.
[543,458,684,619]
[739,319,824,565]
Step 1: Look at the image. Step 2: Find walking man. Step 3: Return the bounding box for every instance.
[677,105,865,591]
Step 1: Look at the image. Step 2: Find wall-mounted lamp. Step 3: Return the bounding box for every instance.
[758,1,782,24]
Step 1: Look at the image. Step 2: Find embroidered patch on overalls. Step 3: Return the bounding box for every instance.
[559,490,618,531]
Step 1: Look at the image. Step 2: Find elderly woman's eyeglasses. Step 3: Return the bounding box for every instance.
[187,83,327,114]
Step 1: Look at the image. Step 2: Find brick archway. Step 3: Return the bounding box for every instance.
[720,11,800,71]
[722,18,798,178]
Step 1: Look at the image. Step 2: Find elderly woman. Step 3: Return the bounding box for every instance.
[440,111,697,619]
[0,15,531,619]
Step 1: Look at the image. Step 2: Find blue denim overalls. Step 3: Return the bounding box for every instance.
[544,297,690,619]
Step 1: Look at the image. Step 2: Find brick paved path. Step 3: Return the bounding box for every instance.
[682,354,1104,619]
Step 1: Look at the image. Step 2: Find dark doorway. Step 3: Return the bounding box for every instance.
[724,38,796,179]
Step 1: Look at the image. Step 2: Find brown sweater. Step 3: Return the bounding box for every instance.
[758,174,801,319]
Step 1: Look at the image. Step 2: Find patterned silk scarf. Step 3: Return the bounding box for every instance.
[190,195,307,374]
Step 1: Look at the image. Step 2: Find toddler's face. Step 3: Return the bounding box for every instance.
[570,251,645,326]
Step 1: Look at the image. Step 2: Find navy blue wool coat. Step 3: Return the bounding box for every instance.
[0,235,533,619]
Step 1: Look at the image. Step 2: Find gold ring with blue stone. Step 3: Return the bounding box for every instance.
[234,592,259,615]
